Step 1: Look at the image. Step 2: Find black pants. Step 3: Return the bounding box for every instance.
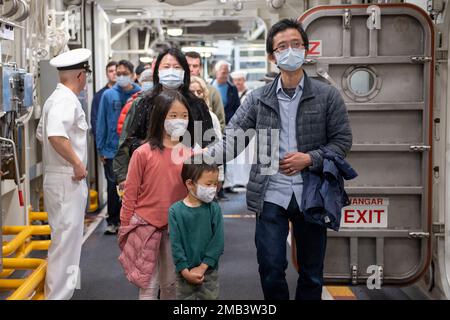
[103,158,121,226]
[255,196,327,300]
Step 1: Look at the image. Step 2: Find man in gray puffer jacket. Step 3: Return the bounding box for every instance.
[208,18,352,300]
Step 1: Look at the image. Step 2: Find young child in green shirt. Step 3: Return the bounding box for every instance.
[169,156,224,300]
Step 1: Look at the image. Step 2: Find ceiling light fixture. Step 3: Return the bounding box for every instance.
[181,46,218,54]
[112,17,126,24]
[167,28,183,36]
[140,56,153,64]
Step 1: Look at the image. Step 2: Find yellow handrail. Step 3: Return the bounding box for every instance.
[0,240,51,278]
[5,260,47,300]
[2,225,51,256]
[1,208,50,300]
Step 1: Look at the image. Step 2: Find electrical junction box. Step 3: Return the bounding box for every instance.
[1,66,33,112]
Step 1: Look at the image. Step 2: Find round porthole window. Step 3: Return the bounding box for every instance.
[342,66,381,102]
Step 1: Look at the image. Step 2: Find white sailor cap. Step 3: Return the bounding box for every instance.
[230,70,247,79]
[50,48,92,72]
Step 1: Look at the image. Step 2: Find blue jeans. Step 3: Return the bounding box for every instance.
[255,196,327,300]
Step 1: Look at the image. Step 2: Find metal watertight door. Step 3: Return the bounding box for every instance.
[300,3,434,285]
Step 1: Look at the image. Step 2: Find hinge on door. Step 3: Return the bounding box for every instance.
[432,223,445,238]
[409,145,431,152]
[366,5,381,30]
[435,50,448,62]
[351,265,358,285]
[343,9,351,29]
[408,232,430,239]
[410,56,433,63]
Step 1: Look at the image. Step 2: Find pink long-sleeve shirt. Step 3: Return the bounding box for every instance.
[121,143,191,228]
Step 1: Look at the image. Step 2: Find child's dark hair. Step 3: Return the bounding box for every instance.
[181,155,219,185]
[147,90,190,151]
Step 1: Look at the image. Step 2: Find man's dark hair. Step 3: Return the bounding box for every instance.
[181,155,219,185]
[266,18,309,54]
[146,90,191,151]
[105,61,117,71]
[185,51,202,64]
[118,59,135,73]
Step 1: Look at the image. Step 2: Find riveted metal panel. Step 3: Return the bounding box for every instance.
[300,3,434,285]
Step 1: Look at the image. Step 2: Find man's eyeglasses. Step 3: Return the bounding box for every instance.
[273,40,305,53]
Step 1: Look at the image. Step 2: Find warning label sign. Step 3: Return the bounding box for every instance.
[307,40,322,57]
[341,197,389,228]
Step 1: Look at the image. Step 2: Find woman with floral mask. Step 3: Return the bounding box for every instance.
[118,90,193,300]
[113,48,215,191]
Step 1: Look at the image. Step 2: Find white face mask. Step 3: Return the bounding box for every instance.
[164,119,188,138]
[192,184,216,203]
[274,48,306,72]
[159,68,185,89]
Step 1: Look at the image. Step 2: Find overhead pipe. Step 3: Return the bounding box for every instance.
[1,0,19,18]
[12,0,29,22]
[247,18,267,41]
[111,21,139,45]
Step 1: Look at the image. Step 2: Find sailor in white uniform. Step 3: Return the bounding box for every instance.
[36,48,92,300]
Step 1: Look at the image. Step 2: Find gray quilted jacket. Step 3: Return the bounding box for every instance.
[210,72,353,214]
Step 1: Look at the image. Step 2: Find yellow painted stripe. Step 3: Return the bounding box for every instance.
[223,214,256,218]
[325,286,357,300]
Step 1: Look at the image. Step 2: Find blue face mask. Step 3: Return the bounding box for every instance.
[274,48,306,72]
[141,82,153,91]
[116,75,132,88]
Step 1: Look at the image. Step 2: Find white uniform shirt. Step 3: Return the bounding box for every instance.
[37,83,88,169]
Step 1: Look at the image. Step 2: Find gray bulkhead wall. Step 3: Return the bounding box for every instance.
[427,0,450,300]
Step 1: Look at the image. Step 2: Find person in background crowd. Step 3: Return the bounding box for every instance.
[134,63,151,84]
[117,68,154,137]
[212,60,241,197]
[226,70,254,191]
[230,70,250,104]
[91,61,117,141]
[96,60,141,235]
[185,51,225,131]
[189,76,225,200]
[212,60,240,125]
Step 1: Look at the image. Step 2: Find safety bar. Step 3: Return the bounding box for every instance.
[2,225,51,256]
[3,259,47,300]
[1,208,50,300]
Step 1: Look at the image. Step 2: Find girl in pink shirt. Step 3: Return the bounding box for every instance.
[119,90,192,300]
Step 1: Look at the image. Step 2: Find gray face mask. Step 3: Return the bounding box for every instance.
[274,48,306,72]
[159,68,185,89]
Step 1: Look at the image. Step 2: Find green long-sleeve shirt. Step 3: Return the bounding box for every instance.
[169,200,224,273]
